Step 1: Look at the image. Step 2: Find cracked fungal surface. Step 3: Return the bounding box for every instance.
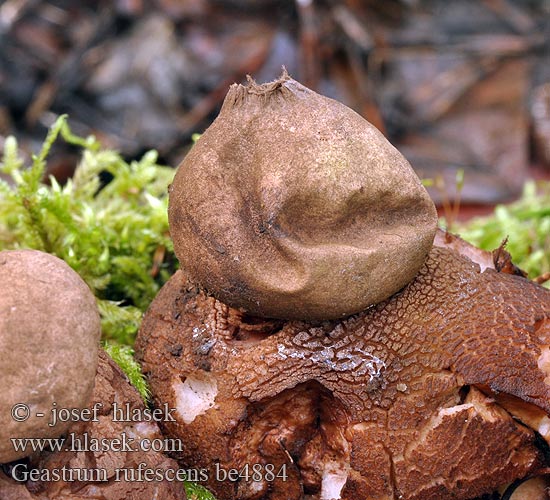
[136,244,550,500]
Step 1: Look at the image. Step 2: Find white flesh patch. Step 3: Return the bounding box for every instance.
[438,403,474,418]
[172,373,217,424]
[320,460,349,500]
[537,345,550,385]
[537,415,550,441]
[133,421,158,439]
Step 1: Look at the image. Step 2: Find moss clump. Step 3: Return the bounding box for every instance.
[457,181,550,285]
[0,116,177,344]
[103,343,150,402]
[0,116,217,499]
[185,482,216,500]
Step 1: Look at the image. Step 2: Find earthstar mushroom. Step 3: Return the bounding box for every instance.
[138,74,550,499]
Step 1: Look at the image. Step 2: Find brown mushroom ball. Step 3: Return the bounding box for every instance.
[136,239,550,500]
[168,72,437,321]
[0,350,187,500]
[0,249,100,463]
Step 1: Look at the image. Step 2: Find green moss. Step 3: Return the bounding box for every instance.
[457,181,550,285]
[0,116,177,343]
[0,116,218,499]
[103,342,150,402]
[185,482,216,500]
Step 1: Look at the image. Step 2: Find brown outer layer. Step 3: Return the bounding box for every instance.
[168,73,437,321]
[0,249,100,463]
[136,245,550,500]
[0,350,187,500]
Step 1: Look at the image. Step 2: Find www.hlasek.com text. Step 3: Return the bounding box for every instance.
[11,431,183,455]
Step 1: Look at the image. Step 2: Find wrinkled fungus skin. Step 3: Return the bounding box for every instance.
[136,245,550,500]
[168,72,437,321]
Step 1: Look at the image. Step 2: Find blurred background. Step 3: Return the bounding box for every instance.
[1,0,550,214]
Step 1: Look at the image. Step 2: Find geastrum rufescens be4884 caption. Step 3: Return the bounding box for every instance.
[137,73,550,500]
